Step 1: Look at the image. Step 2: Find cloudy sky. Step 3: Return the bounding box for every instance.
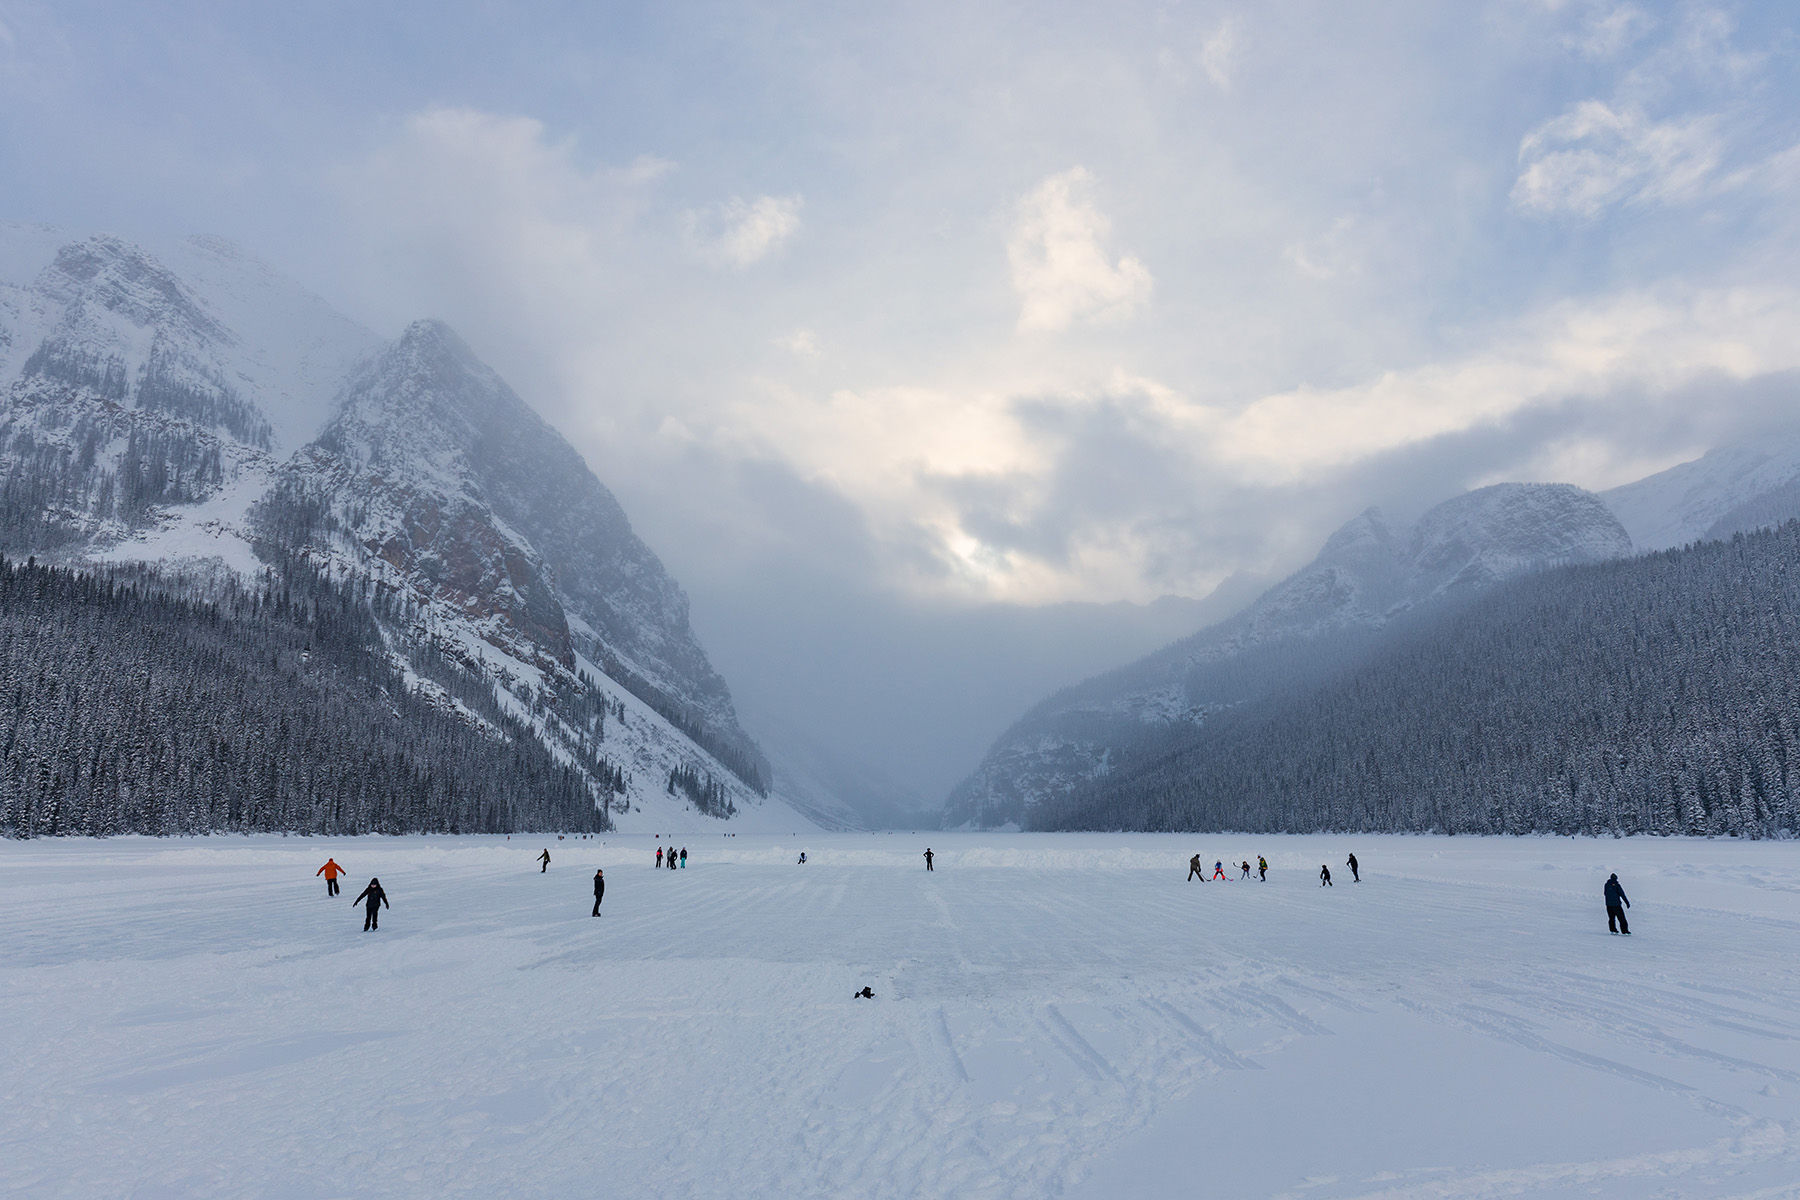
[4,0,1799,808]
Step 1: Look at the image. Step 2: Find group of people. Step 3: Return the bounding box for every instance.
[312,846,1640,936]
[1181,853,1362,885]
[318,859,389,930]
[1187,854,1275,881]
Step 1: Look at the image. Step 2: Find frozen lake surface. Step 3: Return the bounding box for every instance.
[4,832,1800,1198]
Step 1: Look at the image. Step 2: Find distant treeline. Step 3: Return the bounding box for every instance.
[666,764,735,819]
[1040,523,1800,838]
[0,554,608,837]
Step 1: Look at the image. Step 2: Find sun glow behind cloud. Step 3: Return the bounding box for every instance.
[262,1,1800,608]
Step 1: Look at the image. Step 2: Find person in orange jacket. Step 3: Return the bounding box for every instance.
[316,858,345,896]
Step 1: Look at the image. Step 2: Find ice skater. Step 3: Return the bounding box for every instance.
[1605,873,1631,935]
[592,868,605,916]
[1319,865,1332,886]
[316,857,344,896]
[1257,855,1268,881]
[656,846,664,869]
[679,848,687,868]
[1213,861,1228,881]
[354,878,389,930]
[798,851,807,864]
[1346,852,1360,882]
[1240,861,1252,880]
[1187,854,1203,881]
[539,848,551,873]
[924,848,934,871]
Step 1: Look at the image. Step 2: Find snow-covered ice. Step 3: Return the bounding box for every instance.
[3,833,1799,1198]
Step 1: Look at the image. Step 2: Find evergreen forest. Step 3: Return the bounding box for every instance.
[1038,523,1800,838]
[0,555,608,837]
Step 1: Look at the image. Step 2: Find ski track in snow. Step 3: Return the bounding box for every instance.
[2,834,1799,1198]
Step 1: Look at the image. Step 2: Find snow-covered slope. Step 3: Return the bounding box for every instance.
[0,228,806,833]
[0,229,380,564]
[257,319,777,828]
[945,483,1632,828]
[1602,432,1800,551]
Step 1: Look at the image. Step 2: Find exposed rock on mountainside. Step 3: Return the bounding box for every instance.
[0,228,790,833]
[260,320,769,793]
[945,483,1633,829]
[0,237,269,551]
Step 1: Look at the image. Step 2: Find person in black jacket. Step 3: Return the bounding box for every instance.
[1604,873,1631,935]
[539,848,551,874]
[1346,853,1360,883]
[592,868,605,916]
[354,878,389,931]
[1319,865,1332,887]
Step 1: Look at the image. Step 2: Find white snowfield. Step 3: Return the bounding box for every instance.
[3,834,1799,1199]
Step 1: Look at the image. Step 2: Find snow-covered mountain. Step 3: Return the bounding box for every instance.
[945,483,1632,828]
[0,226,808,833]
[1602,432,1800,551]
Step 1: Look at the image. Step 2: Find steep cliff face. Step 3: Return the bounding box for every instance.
[0,232,379,562]
[262,320,768,795]
[0,237,265,550]
[0,231,791,831]
[945,483,1633,828]
[20,236,269,446]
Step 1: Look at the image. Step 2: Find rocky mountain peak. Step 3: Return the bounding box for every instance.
[944,480,1634,829]
[2,227,788,830]
[1317,506,1396,561]
[1408,482,1631,598]
[18,235,270,450]
[34,235,231,347]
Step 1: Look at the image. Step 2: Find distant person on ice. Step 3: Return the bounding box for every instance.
[679,847,687,868]
[1257,856,1268,881]
[1346,853,1360,882]
[1240,861,1251,880]
[924,849,934,871]
[592,868,605,917]
[1605,873,1631,935]
[1319,865,1332,886]
[798,852,807,864]
[1187,854,1202,881]
[656,846,664,869]
[354,878,389,930]
[539,849,551,873]
[1213,861,1228,881]
[316,857,344,896]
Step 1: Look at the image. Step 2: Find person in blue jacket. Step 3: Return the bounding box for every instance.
[1604,873,1631,935]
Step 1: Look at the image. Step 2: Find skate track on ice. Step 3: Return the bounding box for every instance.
[3,833,1800,1198]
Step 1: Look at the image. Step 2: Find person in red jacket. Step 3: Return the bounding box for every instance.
[316,858,345,896]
